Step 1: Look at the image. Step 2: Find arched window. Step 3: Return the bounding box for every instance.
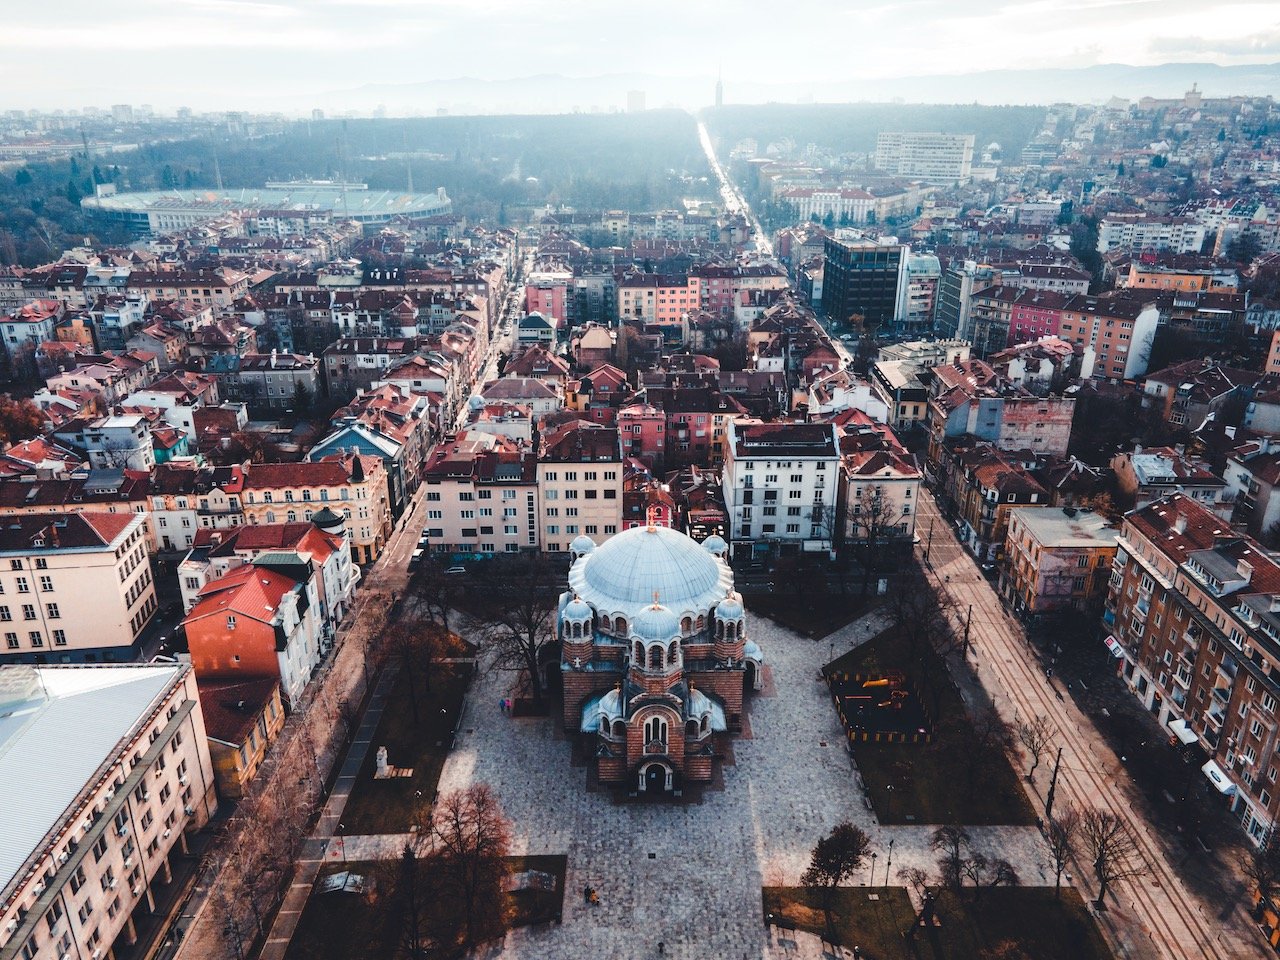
[601,614,612,632]
[680,616,692,636]
[667,641,679,664]
[634,641,643,663]
[686,719,699,737]
[612,719,626,737]
[695,615,705,631]
[615,617,628,635]
[600,717,609,734]
[716,620,725,639]
[700,714,710,733]
[572,622,582,638]
[644,716,668,745]
[727,622,736,640]
[648,645,664,669]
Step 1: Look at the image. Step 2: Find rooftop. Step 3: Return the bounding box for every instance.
[1011,506,1119,548]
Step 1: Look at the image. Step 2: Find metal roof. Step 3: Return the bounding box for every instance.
[0,664,183,891]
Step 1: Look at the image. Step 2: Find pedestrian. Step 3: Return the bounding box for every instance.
[499,698,506,714]
[583,884,591,905]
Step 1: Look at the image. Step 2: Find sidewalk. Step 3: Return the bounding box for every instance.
[257,664,400,960]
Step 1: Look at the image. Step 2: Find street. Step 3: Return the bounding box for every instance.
[914,488,1262,959]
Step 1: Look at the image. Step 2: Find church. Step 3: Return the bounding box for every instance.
[558,520,763,794]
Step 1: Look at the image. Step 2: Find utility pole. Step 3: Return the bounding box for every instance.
[924,518,934,563]
[1045,746,1064,821]
[962,604,973,656]
[884,837,894,889]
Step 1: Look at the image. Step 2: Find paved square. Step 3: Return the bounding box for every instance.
[444,611,1050,960]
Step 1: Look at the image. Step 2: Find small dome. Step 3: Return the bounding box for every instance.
[716,596,744,620]
[631,602,680,641]
[701,534,728,556]
[570,534,596,556]
[563,596,592,620]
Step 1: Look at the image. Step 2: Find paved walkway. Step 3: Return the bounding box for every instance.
[257,665,399,960]
[433,605,1050,960]
[914,489,1261,960]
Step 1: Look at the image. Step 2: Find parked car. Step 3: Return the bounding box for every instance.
[444,566,466,575]
[410,548,425,566]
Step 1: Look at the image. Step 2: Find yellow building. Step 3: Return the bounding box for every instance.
[242,454,390,563]
[1121,260,1238,293]
[1000,506,1119,616]
[197,677,286,799]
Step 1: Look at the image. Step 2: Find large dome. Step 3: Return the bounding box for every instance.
[567,525,731,614]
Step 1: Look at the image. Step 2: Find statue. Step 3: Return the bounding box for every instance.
[375,745,388,778]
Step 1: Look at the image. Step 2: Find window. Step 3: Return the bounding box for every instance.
[15,577,28,593]
[227,615,237,629]
[52,630,66,646]
[70,865,86,893]
[21,604,35,620]
[46,603,60,619]
[28,631,42,647]
[0,606,8,622]
[38,575,52,591]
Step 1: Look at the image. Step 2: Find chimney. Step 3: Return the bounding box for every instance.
[1238,559,1254,583]
[1174,514,1188,535]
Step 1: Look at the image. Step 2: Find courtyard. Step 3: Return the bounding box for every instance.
[438,611,1054,960]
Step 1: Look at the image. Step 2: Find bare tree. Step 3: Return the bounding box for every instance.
[430,783,513,948]
[410,557,457,633]
[1080,807,1146,909]
[888,562,961,720]
[474,555,562,710]
[966,706,1011,799]
[1016,715,1054,782]
[1045,806,1081,898]
[898,865,931,902]
[961,853,1019,901]
[1244,831,1280,917]
[384,613,445,723]
[846,482,904,598]
[801,822,872,934]
[931,824,971,893]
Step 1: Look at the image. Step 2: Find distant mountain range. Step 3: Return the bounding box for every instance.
[303,62,1280,115]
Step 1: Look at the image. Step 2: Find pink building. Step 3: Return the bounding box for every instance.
[617,274,702,324]
[525,281,570,323]
[1008,290,1070,344]
[618,402,666,468]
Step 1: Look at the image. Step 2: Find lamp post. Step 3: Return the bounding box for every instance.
[884,838,894,889]
[869,852,877,887]
[337,823,347,865]
[924,519,934,562]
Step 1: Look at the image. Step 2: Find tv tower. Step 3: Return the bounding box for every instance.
[715,66,723,109]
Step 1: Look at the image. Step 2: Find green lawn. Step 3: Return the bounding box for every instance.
[826,631,1036,826]
[287,855,566,960]
[340,663,472,835]
[763,886,1112,960]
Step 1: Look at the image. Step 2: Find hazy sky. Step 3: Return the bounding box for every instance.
[3,0,1280,111]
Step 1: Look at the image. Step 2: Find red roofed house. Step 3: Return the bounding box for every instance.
[182,557,324,708]
[198,677,286,799]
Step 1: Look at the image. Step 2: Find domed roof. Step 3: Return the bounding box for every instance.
[631,602,680,641]
[701,534,728,555]
[569,534,596,555]
[563,596,592,620]
[568,524,730,612]
[716,595,744,620]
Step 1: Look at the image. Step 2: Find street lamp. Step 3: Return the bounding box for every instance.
[869,852,877,886]
[337,823,347,865]
[884,838,894,889]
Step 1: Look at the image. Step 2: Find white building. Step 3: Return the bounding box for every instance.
[0,663,216,960]
[1096,215,1209,254]
[75,415,156,472]
[0,513,155,664]
[721,420,841,560]
[874,132,975,183]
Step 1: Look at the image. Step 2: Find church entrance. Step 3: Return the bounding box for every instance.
[638,760,674,793]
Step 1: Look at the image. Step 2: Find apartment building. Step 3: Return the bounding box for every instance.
[1055,295,1159,381]
[820,236,907,330]
[182,556,325,709]
[722,420,841,560]
[838,415,921,546]
[0,513,155,664]
[1111,446,1229,516]
[420,433,540,557]
[617,274,702,324]
[149,464,245,553]
[874,131,974,182]
[1224,438,1280,540]
[1000,506,1118,616]
[1096,215,1209,255]
[1107,493,1280,846]
[934,440,1049,564]
[241,455,390,564]
[0,662,216,960]
[538,421,622,552]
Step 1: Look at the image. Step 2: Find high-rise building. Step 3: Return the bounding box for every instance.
[874,131,975,183]
[820,235,907,330]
